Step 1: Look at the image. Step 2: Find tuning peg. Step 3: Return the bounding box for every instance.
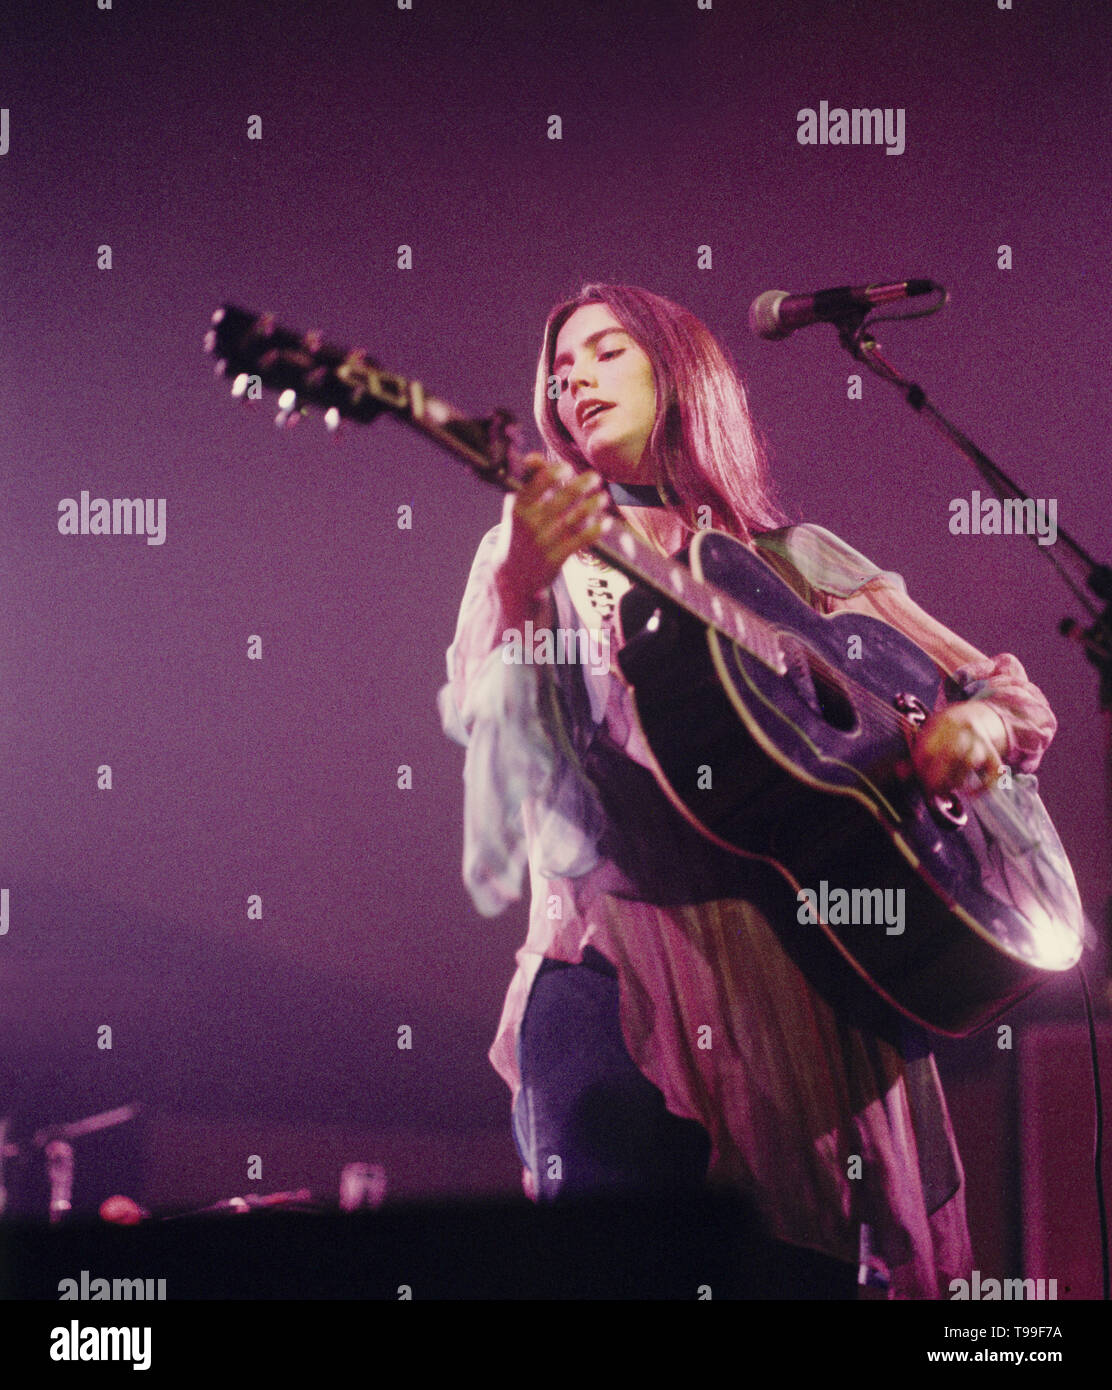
[275,388,301,429]
[324,407,342,434]
[230,373,251,399]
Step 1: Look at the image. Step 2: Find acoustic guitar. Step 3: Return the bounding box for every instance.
[203,304,1085,1036]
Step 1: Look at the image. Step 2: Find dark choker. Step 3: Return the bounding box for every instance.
[607,481,668,508]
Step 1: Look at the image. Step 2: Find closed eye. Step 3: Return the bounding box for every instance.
[556,348,623,391]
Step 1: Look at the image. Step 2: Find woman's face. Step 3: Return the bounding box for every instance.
[553,303,657,483]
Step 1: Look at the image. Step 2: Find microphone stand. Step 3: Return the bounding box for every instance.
[832,310,1112,894]
[829,309,1112,1303]
[30,1104,142,1223]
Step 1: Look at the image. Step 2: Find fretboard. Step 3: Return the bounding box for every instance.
[589,516,787,675]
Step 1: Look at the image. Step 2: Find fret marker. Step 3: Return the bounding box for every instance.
[620,531,636,558]
[670,566,685,594]
[711,596,724,620]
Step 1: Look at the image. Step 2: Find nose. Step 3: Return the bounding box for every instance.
[566,378,600,429]
[568,369,594,398]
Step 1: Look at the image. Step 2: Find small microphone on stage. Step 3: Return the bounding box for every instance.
[45,1140,74,1224]
[749,280,936,340]
[339,1162,387,1212]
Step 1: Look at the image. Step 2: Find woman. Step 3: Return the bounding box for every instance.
[438,283,1058,1298]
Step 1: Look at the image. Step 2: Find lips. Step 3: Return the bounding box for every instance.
[577,401,614,429]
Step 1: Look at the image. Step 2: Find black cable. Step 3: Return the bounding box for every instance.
[1078,963,1109,1299]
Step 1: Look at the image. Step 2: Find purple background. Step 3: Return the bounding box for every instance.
[2,0,1108,1276]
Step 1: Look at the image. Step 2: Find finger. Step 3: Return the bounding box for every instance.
[534,488,610,553]
[543,510,610,572]
[517,456,573,504]
[912,741,960,797]
[526,470,605,531]
[956,727,1003,789]
[537,466,603,506]
[918,739,995,798]
[977,750,1006,793]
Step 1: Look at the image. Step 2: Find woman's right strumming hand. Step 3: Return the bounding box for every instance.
[493,454,610,622]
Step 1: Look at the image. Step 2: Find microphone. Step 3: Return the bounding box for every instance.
[45,1139,74,1224]
[339,1161,387,1211]
[749,280,936,340]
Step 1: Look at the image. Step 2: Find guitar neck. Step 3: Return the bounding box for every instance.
[587,522,787,674]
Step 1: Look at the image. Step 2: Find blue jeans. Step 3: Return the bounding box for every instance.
[513,947,712,1199]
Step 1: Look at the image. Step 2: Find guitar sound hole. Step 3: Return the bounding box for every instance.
[808,661,858,733]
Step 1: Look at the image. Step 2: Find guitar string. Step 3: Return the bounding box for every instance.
[594,522,928,741]
[610,540,924,741]
[779,632,920,736]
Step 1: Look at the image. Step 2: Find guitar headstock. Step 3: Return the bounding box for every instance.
[204,304,394,429]
[204,304,526,485]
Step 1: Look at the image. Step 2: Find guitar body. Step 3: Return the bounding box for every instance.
[616,529,1084,1037]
